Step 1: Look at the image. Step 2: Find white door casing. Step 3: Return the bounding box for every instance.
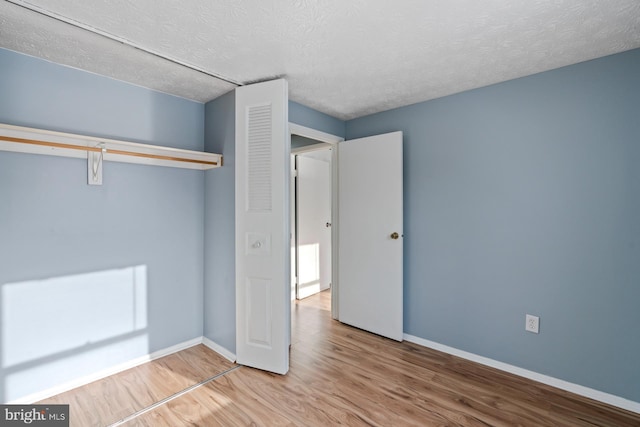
[235,79,290,374]
[337,131,403,341]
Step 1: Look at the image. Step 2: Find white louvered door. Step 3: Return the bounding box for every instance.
[235,79,290,374]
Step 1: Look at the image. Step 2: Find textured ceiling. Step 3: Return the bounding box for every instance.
[1,0,639,120]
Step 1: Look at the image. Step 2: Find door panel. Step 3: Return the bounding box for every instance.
[337,132,403,341]
[235,79,289,374]
[297,154,331,299]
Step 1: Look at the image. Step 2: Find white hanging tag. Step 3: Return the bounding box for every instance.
[88,145,104,185]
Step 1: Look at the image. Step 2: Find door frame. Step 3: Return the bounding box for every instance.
[289,123,343,320]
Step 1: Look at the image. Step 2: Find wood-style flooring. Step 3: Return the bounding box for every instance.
[38,344,235,426]
[40,290,640,426]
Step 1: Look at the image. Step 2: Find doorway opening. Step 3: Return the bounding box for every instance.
[289,124,343,325]
[292,137,332,301]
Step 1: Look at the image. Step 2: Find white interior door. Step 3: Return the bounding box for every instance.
[297,153,331,299]
[235,79,289,374]
[337,131,403,341]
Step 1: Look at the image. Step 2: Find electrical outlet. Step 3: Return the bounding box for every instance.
[526,314,539,334]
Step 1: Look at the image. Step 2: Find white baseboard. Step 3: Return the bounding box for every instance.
[403,333,640,415]
[10,337,203,404]
[202,337,236,363]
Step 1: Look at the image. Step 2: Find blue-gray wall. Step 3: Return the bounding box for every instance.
[346,48,640,402]
[203,90,236,352]
[0,49,205,402]
[290,100,346,138]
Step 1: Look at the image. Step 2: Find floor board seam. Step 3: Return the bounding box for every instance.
[107,365,242,426]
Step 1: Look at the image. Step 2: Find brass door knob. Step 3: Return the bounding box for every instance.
[390,232,400,240]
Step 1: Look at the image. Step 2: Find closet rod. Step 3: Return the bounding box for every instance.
[0,135,218,166]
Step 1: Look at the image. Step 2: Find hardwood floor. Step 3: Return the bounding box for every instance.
[38,345,235,426]
[41,290,640,426]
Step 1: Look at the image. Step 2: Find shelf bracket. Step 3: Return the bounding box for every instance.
[88,144,105,186]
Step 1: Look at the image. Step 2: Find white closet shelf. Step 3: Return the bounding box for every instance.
[0,123,222,170]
